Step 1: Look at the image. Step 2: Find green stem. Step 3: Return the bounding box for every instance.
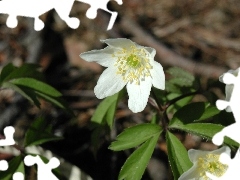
[151,89,201,132]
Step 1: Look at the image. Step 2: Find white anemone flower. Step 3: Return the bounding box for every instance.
[79,38,165,113]
[206,147,240,180]
[178,146,230,180]
[219,68,239,112]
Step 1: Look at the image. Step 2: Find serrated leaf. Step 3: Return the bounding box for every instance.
[109,123,162,151]
[169,123,239,148]
[91,91,123,128]
[24,117,62,147]
[169,102,220,126]
[0,155,25,180]
[166,131,192,180]
[10,77,62,97]
[118,134,159,180]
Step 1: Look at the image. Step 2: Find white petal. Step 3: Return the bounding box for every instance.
[178,163,199,180]
[151,61,165,90]
[188,146,231,163]
[188,149,209,162]
[144,47,156,58]
[211,146,231,156]
[79,46,115,67]
[94,66,126,99]
[126,77,152,113]
[101,38,134,49]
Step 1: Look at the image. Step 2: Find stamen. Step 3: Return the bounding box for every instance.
[113,45,152,85]
[197,153,228,179]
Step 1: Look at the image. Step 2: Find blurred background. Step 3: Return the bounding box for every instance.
[0,0,239,179]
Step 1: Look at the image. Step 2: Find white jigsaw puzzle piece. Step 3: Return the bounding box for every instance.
[0,0,80,31]
[24,155,60,180]
[0,0,122,30]
[0,160,8,171]
[13,172,24,180]
[216,68,240,121]
[213,68,240,146]
[212,122,240,146]
[0,126,15,146]
[76,0,122,30]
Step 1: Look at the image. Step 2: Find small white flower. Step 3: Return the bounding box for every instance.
[219,68,239,112]
[178,146,230,180]
[79,38,165,113]
[206,147,240,180]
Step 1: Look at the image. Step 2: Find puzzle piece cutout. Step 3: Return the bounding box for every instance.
[216,68,240,120]
[77,0,122,30]
[24,155,60,180]
[212,122,240,146]
[0,0,122,31]
[212,68,240,145]
[206,148,240,179]
[0,160,8,171]
[0,159,24,180]
[13,172,24,180]
[0,126,15,146]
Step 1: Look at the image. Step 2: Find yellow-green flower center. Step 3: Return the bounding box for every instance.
[113,45,152,85]
[126,54,139,67]
[197,154,228,180]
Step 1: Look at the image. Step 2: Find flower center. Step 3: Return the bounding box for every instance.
[126,54,139,67]
[113,45,152,85]
[197,154,228,180]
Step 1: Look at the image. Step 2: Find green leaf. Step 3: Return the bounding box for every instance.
[118,133,159,180]
[165,82,182,93]
[0,63,71,113]
[109,123,162,151]
[0,63,43,84]
[169,102,220,126]
[35,91,73,114]
[167,67,195,87]
[24,117,62,147]
[166,93,193,113]
[10,77,62,97]
[0,63,16,83]
[150,113,159,124]
[91,91,123,128]
[2,82,71,113]
[0,155,25,180]
[2,82,41,107]
[169,123,239,148]
[166,131,192,180]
